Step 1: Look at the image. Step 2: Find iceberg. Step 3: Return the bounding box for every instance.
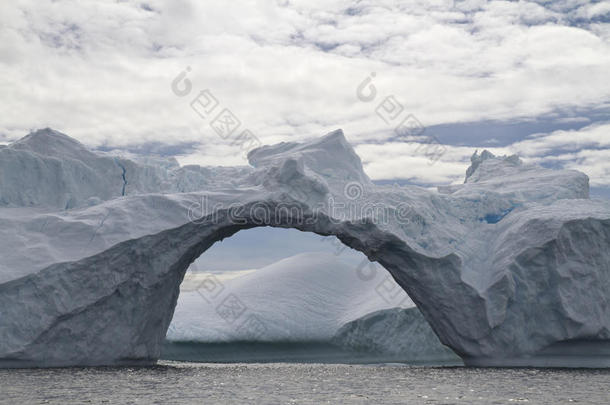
[0,128,608,368]
[167,252,411,343]
[332,307,460,362]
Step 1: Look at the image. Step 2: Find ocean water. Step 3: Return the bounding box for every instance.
[0,362,608,404]
[160,341,462,364]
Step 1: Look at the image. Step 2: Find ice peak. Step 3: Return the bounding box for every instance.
[18,128,81,145]
[11,128,94,161]
[248,129,370,184]
[315,128,348,145]
[465,149,522,183]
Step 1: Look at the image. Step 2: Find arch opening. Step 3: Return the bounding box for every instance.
[160,222,458,364]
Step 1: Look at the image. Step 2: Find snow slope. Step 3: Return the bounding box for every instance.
[167,252,411,342]
[0,128,609,367]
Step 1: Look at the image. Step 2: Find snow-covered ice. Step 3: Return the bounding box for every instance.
[167,252,411,342]
[0,128,608,367]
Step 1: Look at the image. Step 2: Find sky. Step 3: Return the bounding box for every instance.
[190,227,367,272]
[1,0,610,196]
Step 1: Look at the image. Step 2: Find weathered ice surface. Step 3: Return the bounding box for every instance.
[332,307,460,362]
[0,128,609,367]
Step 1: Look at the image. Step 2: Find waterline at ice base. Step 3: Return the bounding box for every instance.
[0,128,608,368]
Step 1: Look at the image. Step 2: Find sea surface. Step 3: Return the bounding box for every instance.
[0,361,608,404]
[160,341,462,364]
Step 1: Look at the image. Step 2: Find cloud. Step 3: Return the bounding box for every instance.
[508,122,610,187]
[0,0,608,190]
[355,141,473,184]
[355,121,610,188]
[510,121,610,156]
[575,1,610,20]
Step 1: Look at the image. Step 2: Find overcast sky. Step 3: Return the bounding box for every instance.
[1,0,609,194]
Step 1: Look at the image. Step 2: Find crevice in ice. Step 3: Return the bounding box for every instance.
[86,212,111,248]
[114,159,128,196]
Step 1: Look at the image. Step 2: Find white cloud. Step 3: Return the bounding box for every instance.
[355,141,473,184]
[354,121,610,188]
[0,0,609,189]
[509,122,610,157]
[575,1,610,20]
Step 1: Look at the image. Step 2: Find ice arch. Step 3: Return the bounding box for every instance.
[0,128,609,368]
[0,200,464,368]
[2,197,609,368]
